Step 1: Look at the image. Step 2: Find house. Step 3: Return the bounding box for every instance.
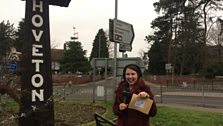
[51,49,64,74]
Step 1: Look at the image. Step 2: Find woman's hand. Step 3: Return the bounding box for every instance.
[119,103,128,110]
[138,91,150,98]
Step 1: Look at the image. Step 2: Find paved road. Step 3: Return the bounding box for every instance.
[53,78,223,109]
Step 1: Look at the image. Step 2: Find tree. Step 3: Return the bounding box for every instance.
[0,21,20,113]
[206,18,223,63]
[200,61,223,78]
[14,18,59,50]
[147,0,206,75]
[89,29,109,61]
[0,20,15,59]
[60,40,91,74]
[147,41,167,75]
[14,19,25,52]
[145,15,170,75]
[175,3,205,75]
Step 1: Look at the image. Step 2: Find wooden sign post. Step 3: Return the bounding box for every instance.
[19,0,71,125]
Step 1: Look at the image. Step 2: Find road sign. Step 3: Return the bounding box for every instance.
[90,57,145,76]
[7,62,17,74]
[165,63,172,70]
[109,19,135,45]
[119,43,132,52]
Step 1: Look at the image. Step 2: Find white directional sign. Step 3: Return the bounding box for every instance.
[109,19,135,45]
[90,57,145,76]
[119,43,132,52]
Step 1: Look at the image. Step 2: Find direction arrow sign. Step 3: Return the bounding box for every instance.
[119,43,132,52]
[109,19,135,45]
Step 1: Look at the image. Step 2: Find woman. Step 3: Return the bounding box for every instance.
[113,64,157,126]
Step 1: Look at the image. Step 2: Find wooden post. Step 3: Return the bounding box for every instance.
[19,0,71,125]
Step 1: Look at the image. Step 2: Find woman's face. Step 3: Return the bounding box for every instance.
[125,68,138,85]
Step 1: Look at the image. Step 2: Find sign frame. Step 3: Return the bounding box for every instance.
[109,19,135,45]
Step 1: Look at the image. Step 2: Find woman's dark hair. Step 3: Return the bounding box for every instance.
[122,64,142,81]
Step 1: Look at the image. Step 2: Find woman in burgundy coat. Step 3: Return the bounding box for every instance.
[113,64,157,126]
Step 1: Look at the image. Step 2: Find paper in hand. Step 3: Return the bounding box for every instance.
[128,93,153,115]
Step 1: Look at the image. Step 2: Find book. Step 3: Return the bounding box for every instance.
[128,93,153,115]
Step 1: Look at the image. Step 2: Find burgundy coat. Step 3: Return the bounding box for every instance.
[112,79,157,126]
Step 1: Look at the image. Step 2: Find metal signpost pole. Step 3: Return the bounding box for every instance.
[113,0,118,102]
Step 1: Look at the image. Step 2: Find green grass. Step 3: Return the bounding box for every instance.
[151,106,223,126]
[2,100,223,126]
[83,101,223,126]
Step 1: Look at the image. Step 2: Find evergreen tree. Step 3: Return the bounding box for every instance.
[146,15,170,75]
[14,18,25,52]
[146,0,208,75]
[89,29,109,61]
[148,41,167,75]
[60,39,91,74]
[0,20,15,58]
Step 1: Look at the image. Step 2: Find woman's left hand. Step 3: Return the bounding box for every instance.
[138,91,149,98]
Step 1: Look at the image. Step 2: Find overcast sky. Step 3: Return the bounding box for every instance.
[1,0,158,57]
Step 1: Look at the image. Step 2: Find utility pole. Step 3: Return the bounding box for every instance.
[113,0,118,101]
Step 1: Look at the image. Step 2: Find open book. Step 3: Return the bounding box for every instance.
[128,93,153,115]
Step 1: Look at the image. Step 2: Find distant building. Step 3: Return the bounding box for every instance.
[51,49,64,74]
[50,45,223,74]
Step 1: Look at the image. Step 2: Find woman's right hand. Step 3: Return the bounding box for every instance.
[119,103,128,110]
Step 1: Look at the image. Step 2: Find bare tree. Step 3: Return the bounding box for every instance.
[50,39,60,49]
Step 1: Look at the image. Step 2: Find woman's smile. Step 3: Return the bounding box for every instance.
[125,68,138,85]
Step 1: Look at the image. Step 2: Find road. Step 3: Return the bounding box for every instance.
[53,78,223,108]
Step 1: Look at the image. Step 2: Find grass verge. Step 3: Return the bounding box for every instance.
[83,101,223,126]
[1,100,223,126]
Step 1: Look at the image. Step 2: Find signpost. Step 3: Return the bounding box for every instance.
[109,19,135,46]
[109,15,135,102]
[109,19,134,52]
[19,0,71,125]
[90,58,145,76]
[119,43,132,52]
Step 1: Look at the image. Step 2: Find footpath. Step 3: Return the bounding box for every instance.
[157,103,223,114]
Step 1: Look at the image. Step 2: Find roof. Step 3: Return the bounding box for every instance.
[51,49,64,61]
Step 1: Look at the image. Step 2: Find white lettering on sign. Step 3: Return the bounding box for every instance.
[32,0,43,12]
[32,30,44,42]
[32,44,43,57]
[32,14,43,27]
[31,0,45,102]
[31,74,44,87]
[32,89,44,101]
[32,59,43,72]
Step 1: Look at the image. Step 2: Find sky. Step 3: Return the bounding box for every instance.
[1,0,158,57]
